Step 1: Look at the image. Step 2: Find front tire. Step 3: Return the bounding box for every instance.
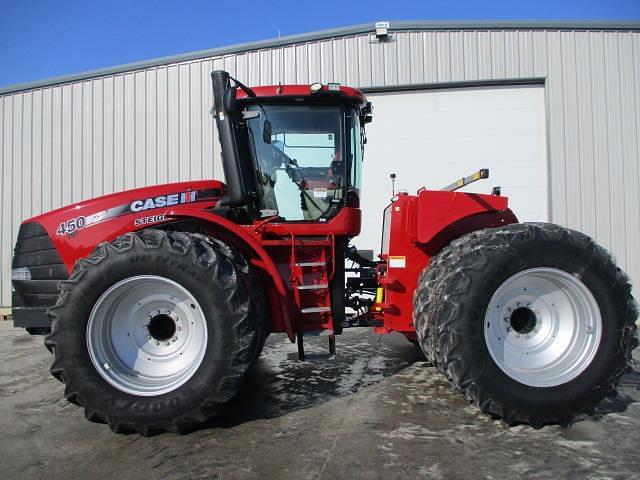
[414,222,638,427]
[45,230,265,435]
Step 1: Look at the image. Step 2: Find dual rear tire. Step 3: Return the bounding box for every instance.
[414,222,638,427]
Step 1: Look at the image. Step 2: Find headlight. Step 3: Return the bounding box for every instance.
[12,267,31,281]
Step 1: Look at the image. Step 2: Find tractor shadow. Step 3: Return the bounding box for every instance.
[197,329,640,432]
[591,365,640,418]
[204,328,424,429]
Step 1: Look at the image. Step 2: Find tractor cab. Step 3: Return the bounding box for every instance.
[210,72,375,356]
[211,71,371,225]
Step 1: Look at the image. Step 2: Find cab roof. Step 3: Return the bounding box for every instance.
[236,84,367,107]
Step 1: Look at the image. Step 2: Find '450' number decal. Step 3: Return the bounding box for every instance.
[57,216,86,236]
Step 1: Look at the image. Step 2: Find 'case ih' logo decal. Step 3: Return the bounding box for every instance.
[55,187,220,237]
[130,190,197,212]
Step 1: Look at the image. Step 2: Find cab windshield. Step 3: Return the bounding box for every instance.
[246,104,347,221]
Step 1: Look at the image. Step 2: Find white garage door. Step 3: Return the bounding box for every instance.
[356,85,548,254]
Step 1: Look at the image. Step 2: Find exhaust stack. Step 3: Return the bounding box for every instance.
[211,70,255,207]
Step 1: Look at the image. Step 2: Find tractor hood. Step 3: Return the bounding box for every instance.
[22,180,224,271]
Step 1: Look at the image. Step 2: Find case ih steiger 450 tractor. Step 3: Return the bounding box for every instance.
[11,71,637,434]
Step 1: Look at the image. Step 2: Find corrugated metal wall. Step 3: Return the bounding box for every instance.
[1,27,639,305]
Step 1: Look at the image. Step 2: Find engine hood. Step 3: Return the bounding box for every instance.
[23,180,224,271]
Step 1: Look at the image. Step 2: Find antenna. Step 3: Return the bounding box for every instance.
[390,173,396,196]
[277,29,283,93]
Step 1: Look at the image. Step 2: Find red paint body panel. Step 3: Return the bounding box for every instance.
[414,190,509,244]
[16,76,516,342]
[21,177,515,339]
[262,208,361,238]
[24,178,364,341]
[28,180,223,272]
[378,190,518,334]
[236,84,366,105]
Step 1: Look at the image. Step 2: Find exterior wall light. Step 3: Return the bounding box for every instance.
[375,21,390,40]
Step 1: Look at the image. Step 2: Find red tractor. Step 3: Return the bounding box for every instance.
[11,71,637,434]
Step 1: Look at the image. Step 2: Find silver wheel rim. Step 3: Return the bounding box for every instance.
[484,267,602,388]
[87,275,207,396]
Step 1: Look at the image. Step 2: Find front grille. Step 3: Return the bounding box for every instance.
[12,221,68,309]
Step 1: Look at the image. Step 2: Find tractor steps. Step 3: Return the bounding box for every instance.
[300,306,331,314]
[296,284,328,290]
[285,233,336,360]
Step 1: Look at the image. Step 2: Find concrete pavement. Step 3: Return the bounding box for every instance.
[1,320,639,479]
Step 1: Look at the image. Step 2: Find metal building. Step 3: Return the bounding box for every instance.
[1,20,640,307]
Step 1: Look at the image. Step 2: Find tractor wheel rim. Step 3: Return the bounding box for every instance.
[484,267,602,388]
[87,275,207,396]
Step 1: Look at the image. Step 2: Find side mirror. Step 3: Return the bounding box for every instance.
[263,120,272,144]
[362,101,373,124]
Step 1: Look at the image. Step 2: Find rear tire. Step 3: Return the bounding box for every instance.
[45,230,265,435]
[413,222,638,428]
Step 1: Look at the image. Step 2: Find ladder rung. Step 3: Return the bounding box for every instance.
[296,262,325,267]
[296,284,328,290]
[261,239,332,246]
[300,307,331,314]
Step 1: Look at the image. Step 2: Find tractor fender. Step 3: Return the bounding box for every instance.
[410,190,518,254]
[420,208,519,255]
[163,207,295,340]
